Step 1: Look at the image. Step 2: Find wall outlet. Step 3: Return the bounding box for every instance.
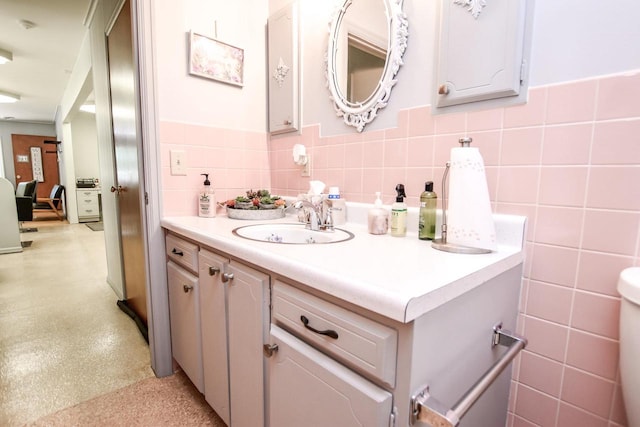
[301,154,311,177]
[170,150,187,175]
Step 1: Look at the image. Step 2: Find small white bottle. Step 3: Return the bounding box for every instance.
[390,184,407,237]
[198,173,216,218]
[368,192,389,235]
[328,186,346,225]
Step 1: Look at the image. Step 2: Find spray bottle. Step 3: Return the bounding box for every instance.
[390,184,407,237]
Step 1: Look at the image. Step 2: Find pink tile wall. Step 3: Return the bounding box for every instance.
[158,122,270,216]
[269,71,640,427]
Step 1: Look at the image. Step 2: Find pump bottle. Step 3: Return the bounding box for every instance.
[390,184,407,237]
[368,192,389,235]
[418,181,437,240]
[198,173,216,218]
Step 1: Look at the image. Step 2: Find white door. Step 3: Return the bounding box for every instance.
[267,325,393,427]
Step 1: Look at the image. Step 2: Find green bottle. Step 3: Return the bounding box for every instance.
[418,181,437,240]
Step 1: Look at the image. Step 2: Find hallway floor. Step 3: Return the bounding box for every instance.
[0,221,154,426]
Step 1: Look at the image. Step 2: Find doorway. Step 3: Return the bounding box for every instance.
[11,134,59,199]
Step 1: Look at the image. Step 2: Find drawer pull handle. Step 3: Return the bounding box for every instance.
[171,248,184,256]
[222,273,234,283]
[209,267,220,276]
[183,284,193,293]
[300,315,339,339]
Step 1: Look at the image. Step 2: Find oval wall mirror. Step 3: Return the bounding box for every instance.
[326,0,408,132]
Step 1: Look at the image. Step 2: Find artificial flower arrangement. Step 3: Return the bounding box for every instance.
[225,189,286,210]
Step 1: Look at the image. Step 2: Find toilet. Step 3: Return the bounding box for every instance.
[619,267,640,427]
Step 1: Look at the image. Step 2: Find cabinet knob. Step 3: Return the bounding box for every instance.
[171,248,184,256]
[284,119,292,125]
[263,343,279,358]
[222,273,234,283]
[183,284,193,293]
[438,84,450,95]
[209,267,220,276]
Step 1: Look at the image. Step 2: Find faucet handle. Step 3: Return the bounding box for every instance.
[324,207,334,231]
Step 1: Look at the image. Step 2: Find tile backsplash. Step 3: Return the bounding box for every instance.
[160,70,639,426]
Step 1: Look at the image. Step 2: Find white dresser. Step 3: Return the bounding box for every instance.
[76,188,101,222]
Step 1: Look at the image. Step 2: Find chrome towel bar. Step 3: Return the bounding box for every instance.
[411,323,527,426]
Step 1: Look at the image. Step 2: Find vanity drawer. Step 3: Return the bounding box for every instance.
[272,280,397,386]
[166,233,199,273]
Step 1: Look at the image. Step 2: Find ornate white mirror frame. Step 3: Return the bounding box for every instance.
[326,0,408,132]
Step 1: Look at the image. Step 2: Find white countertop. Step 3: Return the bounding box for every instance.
[161,206,525,324]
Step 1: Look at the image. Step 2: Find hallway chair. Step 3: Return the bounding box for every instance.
[15,180,38,231]
[34,185,65,221]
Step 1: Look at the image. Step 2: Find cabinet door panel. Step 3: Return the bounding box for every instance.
[227,262,270,427]
[268,2,299,134]
[167,261,204,392]
[199,250,230,425]
[268,325,393,427]
[436,0,527,107]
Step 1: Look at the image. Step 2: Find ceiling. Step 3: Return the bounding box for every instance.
[0,0,91,124]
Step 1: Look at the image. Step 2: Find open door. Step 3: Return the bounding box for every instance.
[106,0,148,329]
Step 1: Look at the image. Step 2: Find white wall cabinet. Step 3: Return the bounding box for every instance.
[434,0,528,108]
[267,2,300,135]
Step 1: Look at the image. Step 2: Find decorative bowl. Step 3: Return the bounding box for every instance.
[226,206,285,220]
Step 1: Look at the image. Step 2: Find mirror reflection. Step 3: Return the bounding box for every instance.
[326,0,408,132]
[335,0,389,104]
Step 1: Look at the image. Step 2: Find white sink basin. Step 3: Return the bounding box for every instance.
[232,223,354,244]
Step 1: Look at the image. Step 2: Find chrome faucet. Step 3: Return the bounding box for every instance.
[294,197,334,231]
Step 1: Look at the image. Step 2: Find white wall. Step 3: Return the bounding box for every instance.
[530,0,640,85]
[153,0,268,131]
[274,0,640,136]
[71,113,100,179]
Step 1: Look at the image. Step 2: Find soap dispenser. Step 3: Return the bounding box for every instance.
[390,184,407,237]
[368,192,389,235]
[419,181,437,240]
[198,173,216,218]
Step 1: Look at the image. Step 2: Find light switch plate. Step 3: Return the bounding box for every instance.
[170,150,187,175]
[301,154,311,177]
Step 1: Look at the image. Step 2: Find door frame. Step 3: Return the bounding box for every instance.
[129,0,172,376]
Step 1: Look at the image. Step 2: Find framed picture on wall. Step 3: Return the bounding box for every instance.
[189,31,244,87]
[30,147,44,182]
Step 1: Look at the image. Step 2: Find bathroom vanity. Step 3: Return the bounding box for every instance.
[161,209,526,427]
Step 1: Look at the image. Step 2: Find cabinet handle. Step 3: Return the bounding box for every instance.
[171,248,184,256]
[300,315,339,339]
[222,273,234,283]
[438,84,450,95]
[183,284,193,293]
[209,267,220,276]
[263,343,279,358]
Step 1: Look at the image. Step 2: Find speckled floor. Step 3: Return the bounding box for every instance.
[0,221,155,426]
